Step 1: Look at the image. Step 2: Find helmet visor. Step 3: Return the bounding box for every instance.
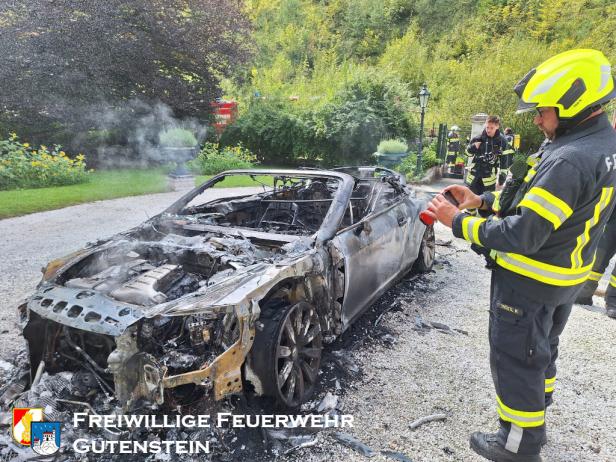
[514,68,537,114]
[515,100,538,114]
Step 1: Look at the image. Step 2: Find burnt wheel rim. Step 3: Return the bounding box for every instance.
[422,226,435,268]
[275,302,322,407]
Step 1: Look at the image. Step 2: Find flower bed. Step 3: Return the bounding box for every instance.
[0,134,91,190]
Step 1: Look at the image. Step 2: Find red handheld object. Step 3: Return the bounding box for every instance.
[419,210,435,226]
[419,190,460,226]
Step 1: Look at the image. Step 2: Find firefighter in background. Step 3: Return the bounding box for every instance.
[504,127,515,145]
[575,206,616,318]
[499,127,516,186]
[464,115,513,196]
[446,125,462,174]
[425,49,616,461]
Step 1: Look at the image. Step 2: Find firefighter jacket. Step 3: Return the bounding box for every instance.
[447,133,461,154]
[446,133,461,167]
[453,113,616,300]
[465,130,513,187]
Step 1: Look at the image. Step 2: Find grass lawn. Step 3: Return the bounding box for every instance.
[0,168,280,219]
[0,169,170,219]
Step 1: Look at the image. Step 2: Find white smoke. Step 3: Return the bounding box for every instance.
[75,99,209,169]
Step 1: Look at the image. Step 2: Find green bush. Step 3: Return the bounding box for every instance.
[395,148,440,177]
[421,148,440,170]
[221,72,417,166]
[158,128,198,147]
[311,73,417,165]
[189,142,257,175]
[396,153,417,175]
[0,133,91,190]
[220,100,314,165]
[377,139,408,154]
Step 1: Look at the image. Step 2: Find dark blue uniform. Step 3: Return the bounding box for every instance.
[452,113,616,455]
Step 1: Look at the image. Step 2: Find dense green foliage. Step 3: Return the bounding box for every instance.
[396,142,440,176]
[223,0,616,156]
[189,142,257,174]
[222,70,417,165]
[158,128,198,148]
[378,139,408,154]
[0,0,251,163]
[0,134,90,190]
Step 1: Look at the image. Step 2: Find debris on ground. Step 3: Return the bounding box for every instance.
[381,450,414,462]
[411,317,468,337]
[378,333,397,346]
[453,328,469,336]
[283,434,320,455]
[430,321,454,333]
[317,392,339,413]
[443,446,455,455]
[330,350,361,376]
[0,360,14,378]
[331,431,377,457]
[409,413,448,430]
[413,316,432,332]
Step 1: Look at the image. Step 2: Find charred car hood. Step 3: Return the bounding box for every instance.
[29,232,315,336]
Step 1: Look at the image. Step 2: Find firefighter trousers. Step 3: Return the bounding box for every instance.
[489,270,573,455]
[466,173,496,196]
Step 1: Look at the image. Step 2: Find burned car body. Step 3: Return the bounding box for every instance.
[17,168,434,409]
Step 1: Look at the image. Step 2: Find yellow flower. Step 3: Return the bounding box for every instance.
[40,145,47,150]
[23,143,30,148]
[59,151,66,157]
[76,153,85,161]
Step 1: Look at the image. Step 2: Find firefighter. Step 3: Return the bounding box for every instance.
[446,125,461,174]
[500,128,516,185]
[465,116,514,195]
[425,49,616,461]
[574,207,616,318]
[504,127,515,146]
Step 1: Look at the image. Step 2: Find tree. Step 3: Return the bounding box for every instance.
[0,0,251,155]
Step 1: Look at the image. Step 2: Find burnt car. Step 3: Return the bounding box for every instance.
[15,168,434,409]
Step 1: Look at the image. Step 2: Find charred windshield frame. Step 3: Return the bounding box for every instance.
[162,170,354,243]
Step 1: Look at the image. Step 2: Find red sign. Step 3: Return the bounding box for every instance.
[211,101,238,135]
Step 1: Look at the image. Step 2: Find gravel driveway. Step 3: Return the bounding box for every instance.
[285,233,616,462]
[1,189,614,461]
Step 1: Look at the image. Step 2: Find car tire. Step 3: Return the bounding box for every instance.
[413,225,435,272]
[250,299,322,408]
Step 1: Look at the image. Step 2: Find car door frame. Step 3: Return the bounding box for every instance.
[330,187,412,330]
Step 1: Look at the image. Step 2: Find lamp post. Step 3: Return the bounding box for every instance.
[416,83,431,175]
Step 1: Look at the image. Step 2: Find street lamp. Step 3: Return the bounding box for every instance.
[416,83,431,175]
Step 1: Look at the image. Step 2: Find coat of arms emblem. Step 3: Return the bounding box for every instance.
[12,408,44,446]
